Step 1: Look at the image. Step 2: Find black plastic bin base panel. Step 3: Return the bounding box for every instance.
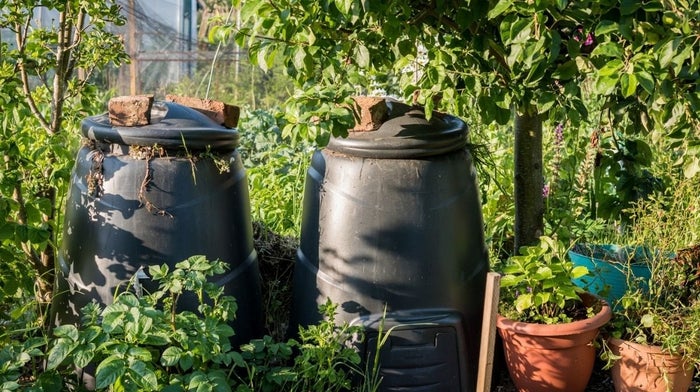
[355,310,471,392]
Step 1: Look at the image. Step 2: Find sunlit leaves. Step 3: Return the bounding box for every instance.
[1,0,129,306]
[498,236,590,324]
[620,73,638,98]
[595,20,619,36]
[590,42,623,59]
[488,0,515,19]
[229,0,700,176]
[95,355,126,389]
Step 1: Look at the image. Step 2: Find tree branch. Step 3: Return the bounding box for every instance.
[64,9,86,81]
[14,16,52,133]
[4,154,41,268]
[51,9,75,135]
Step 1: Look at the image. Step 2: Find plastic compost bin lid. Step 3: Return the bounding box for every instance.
[326,100,468,159]
[81,101,239,151]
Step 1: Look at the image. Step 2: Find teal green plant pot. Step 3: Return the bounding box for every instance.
[568,244,653,308]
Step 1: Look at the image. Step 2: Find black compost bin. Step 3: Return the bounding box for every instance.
[52,101,262,345]
[292,100,488,392]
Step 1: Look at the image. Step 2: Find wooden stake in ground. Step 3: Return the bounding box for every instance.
[476,272,501,392]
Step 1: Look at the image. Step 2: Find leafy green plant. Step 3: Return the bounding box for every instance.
[0,255,374,391]
[498,236,592,324]
[0,338,54,391]
[44,255,238,391]
[231,299,368,392]
[600,176,700,368]
[238,109,311,238]
[0,0,128,309]
[227,0,700,251]
[233,335,295,392]
[290,299,363,392]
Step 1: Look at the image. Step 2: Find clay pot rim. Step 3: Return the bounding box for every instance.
[608,337,684,357]
[497,292,612,337]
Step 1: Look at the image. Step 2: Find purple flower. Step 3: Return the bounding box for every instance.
[555,123,564,144]
[547,122,565,199]
[573,27,595,50]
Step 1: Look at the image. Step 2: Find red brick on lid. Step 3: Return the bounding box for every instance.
[108,95,154,127]
[352,96,388,131]
[165,94,240,128]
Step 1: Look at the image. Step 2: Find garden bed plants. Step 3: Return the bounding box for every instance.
[2,1,700,390]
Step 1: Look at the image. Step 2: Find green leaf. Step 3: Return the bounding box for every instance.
[514,293,533,312]
[536,92,557,114]
[74,344,96,368]
[683,157,700,179]
[0,223,14,240]
[590,42,623,59]
[13,225,28,242]
[27,227,50,244]
[570,266,589,279]
[658,38,680,68]
[163,385,186,392]
[46,339,76,370]
[552,60,577,80]
[128,347,152,362]
[635,70,654,94]
[499,274,521,288]
[424,95,434,120]
[1,381,21,391]
[535,292,551,306]
[257,44,271,73]
[597,59,623,76]
[334,0,352,15]
[672,43,694,73]
[643,1,663,11]
[488,0,514,19]
[179,353,194,371]
[149,264,168,281]
[230,351,246,367]
[355,43,370,68]
[161,347,183,367]
[95,355,126,389]
[548,30,561,61]
[129,360,158,390]
[594,75,618,95]
[293,47,307,71]
[534,266,553,280]
[52,324,79,341]
[595,20,619,36]
[620,0,640,15]
[640,313,655,328]
[620,73,637,98]
[509,18,533,45]
[524,61,547,87]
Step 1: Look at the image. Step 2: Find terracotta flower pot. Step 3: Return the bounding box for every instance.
[609,337,694,392]
[496,293,612,392]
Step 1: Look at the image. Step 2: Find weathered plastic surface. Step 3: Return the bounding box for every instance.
[292,101,489,391]
[52,101,262,345]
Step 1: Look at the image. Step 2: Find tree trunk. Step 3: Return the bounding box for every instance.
[513,110,544,252]
[38,183,56,310]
